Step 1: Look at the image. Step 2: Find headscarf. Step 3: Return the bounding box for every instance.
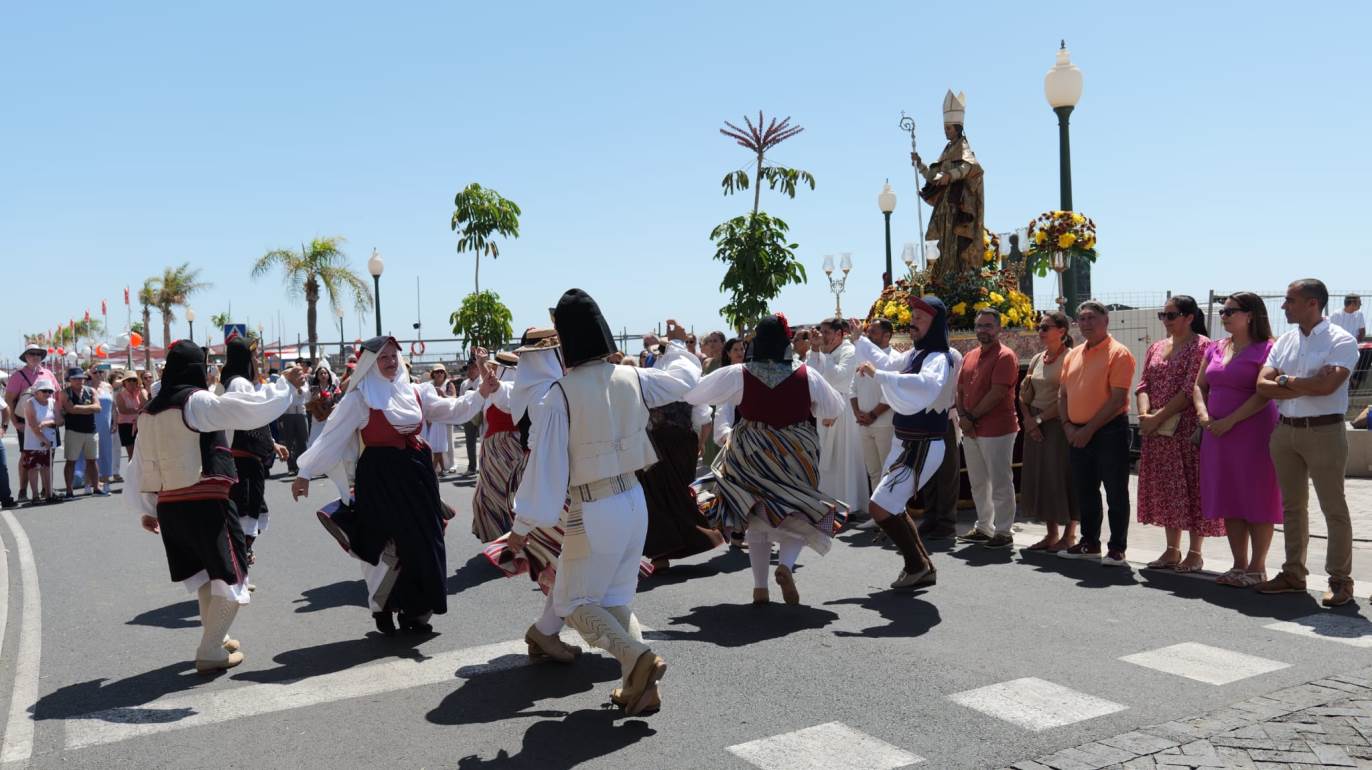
[312,359,337,398]
[748,314,791,363]
[146,340,208,414]
[221,336,256,387]
[553,288,617,367]
[509,347,564,420]
[912,295,950,354]
[347,336,422,429]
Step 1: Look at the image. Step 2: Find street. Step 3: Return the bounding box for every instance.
[3,441,1372,769]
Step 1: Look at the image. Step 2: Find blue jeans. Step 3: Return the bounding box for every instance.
[0,439,13,504]
[1069,415,1132,552]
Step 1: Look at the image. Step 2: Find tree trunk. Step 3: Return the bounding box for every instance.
[162,311,172,350]
[752,151,764,218]
[142,305,152,369]
[474,254,480,296]
[305,276,319,361]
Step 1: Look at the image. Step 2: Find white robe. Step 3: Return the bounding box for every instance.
[806,341,869,512]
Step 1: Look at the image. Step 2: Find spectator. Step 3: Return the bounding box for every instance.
[59,367,104,497]
[460,359,482,474]
[422,364,453,474]
[850,319,895,529]
[1329,293,1365,342]
[1256,278,1360,605]
[277,363,311,475]
[91,368,119,487]
[724,337,746,366]
[1020,311,1078,551]
[21,376,60,505]
[797,318,869,519]
[5,343,56,502]
[206,364,224,395]
[955,310,1020,549]
[1194,292,1281,588]
[698,331,727,465]
[0,396,14,508]
[1057,301,1137,566]
[115,371,145,460]
[305,362,341,449]
[1136,295,1218,571]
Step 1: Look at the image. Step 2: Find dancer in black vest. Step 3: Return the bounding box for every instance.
[852,295,957,590]
[220,337,289,569]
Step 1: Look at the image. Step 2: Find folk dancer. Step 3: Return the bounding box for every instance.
[471,352,526,542]
[220,337,290,571]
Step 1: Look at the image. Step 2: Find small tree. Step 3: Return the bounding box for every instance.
[449,290,514,354]
[451,183,521,295]
[251,236,373,359]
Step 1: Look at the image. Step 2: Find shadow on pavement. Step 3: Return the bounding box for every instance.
[825,593,942,638]
[1016,549,1140,588]
[449,552,505,595]
[291,579,368,613]
[836,528,959,555]
[453,708,656,769]
[660,602,838,647]
[234,633,437,685]
[1135,568,1332,621]
[126,599,200,630]
[32,662,206,723]
[427,654,620,725]
[634,548,749,594]
[946,544,1016,566]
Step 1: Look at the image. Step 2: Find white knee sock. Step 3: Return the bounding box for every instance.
[534,593,562,636]
[747,529,771,589]
[777,536,803,570]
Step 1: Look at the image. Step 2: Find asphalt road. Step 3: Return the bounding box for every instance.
[2,442,1372,769]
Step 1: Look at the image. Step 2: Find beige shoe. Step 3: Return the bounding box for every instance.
[196,650,245,674]
[752,588,770,605]
[774,566,799,605]
[525,625,580,664]
[619,651,667,717]
[223,638,240,653]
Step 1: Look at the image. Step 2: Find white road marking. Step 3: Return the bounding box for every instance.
[726,721,923,770]
[0,520,9,665]
[0,510,42,764]
[1265,614,1372,648]
[1119,642,1289,685]
[948,677,1126,732]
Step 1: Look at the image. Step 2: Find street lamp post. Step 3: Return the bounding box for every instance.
[336,306,345,361]
[1045,40,1085,313]
[878,182,897,287]
[186,308,196,343]
[367,249,385,336]
[822,253,853,317]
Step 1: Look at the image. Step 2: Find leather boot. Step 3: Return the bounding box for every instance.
[877,514,936,590]
[198,584,239,652]
[566,605,664,716]
[195,594,245,673]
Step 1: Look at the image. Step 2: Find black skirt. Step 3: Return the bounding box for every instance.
[118,423,136,448]
[639,424,724,561]
[337,443,448,616]
[230,455,268,520]
[157,498,249,585]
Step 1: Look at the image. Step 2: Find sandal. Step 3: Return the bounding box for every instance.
[1146,548,1182,570]
[1174,550,1205,574]
[1046,537,1076,553]
[1215,568,1247,587]
[1238,571,1267,588]
[1025,537,1054,551]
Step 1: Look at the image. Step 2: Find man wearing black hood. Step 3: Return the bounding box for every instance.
[125,341,306,673]
[220,337,290,569]
[852,295,958,590]
[509,289,698,717]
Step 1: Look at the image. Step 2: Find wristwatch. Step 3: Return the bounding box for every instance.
[1277,374,1290,387]
[1034,415,1043,426]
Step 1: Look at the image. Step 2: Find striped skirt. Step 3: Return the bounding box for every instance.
[483,517,655,596]
[693,418,847,555]
[470,431,526,543]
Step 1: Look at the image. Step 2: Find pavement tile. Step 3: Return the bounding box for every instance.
[1309,742,1359,766]
[1011,763,1055,770]
[1099,732,1182,756]
[1315,680,1372,696]
[1035,747,1105,770]
[1248,749,1323,763]
[1211,737,1290,751]
[1212,747,1259,769]
[1075,742,1139,766]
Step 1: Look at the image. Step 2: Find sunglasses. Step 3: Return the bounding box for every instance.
[1157,311,1187,321]
[1036,324,1057,332]
[1217,308,1247,318]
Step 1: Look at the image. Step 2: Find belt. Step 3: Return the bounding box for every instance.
[571,472,639,504]
[1279,414,1343,428]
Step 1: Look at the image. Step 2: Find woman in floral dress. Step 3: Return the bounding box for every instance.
[1136,295,1219,572]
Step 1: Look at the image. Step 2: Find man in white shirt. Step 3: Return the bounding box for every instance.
[796,317,868,517]
[1255,279,1361,606]
[849,319,895,525]
[1329,294,1366,342]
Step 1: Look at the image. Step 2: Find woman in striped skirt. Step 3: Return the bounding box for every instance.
[471,352,527,542]
[684,314,847,605]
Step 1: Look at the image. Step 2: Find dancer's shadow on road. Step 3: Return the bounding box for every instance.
[836,528,959,555]
[234,634,436,685]
[292,580,367,613]
[635,547,749,594]
[1016,549,1140,589]
[449,552,505,596]
[126,600,200,630]
[659,602,838,647]
[825,593,942,638]
[946,544,1016,567]
[427,654,620,726]
[453,708,655,769]
[33,662,207,724]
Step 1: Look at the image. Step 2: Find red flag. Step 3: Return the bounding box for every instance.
[85,310,91,323]
[101,299,107,315]
[124,287,130,305]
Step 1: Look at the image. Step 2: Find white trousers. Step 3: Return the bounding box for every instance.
[858,421,896,496]
[963,433,1017,536]
[552,485,649,618]
[869,438,945,514]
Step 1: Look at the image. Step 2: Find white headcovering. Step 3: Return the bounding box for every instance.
[508,347,564,420]
[348,337,422,429]
[943,90,966,125]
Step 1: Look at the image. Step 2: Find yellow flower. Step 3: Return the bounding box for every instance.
[999,313,1009,327]
[983,232,991,245]
[1007,307,1020,324]
[1072,213,1085,224]
[1083,235,1096,249]
[951,302,967,316]
[897,308,912,324]
[973,301,990,312]
[984,249,996,263]
[1057,232,1077,249]
[1034,230,1047,245]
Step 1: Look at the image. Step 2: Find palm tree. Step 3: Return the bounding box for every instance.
[152,263,211,348]
[251,236,374,359]
[138,277,158,366]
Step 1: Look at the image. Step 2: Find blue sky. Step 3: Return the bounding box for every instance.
[3,1,1369,359]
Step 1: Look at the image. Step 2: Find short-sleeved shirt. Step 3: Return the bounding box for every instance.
[957,342,1020,437]
[1329,309,1365,339]
[4,365,55,402]
[1264,319,1360,418]
[1060,334,1136,425]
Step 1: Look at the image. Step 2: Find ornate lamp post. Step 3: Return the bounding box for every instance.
[367,249,385,336]
[822,253,853,316]
[336,306,346,359]
[902,242,934,297]
[1045,40,1085,312]
[878,182,897,287]
[186,307,196,342]
[1051,249,1073,313]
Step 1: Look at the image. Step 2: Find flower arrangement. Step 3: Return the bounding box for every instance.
[941,266,1036,330]
[983,229,1001,266]
[867,280,915,327]
[1024,210,1097,277]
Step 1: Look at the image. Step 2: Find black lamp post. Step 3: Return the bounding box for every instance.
[186,308,196,343]
[1045,40,1085,313]
[336,306,345,359]
[367,249,384,336]
[878,181,897,287]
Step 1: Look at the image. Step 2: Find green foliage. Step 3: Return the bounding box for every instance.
[150,263,211,347]
[448,290,514,354]
[451,183,521,295]
[710,213,806,332]
[252,236,373,357]
[720,166,816,199]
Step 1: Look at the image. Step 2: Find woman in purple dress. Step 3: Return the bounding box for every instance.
[1193,292,1281,588]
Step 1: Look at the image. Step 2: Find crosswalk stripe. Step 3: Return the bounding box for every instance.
[948,677,1126,732]
[726,721,923,770]
[1119,642,1289,685]
[1265,614,1372,648]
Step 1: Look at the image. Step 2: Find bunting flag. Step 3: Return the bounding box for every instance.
[124,287,130,305]
[84,310,91,323]
[101,299,107,315]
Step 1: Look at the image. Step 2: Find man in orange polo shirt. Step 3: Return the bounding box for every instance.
[1056,301,1136,566]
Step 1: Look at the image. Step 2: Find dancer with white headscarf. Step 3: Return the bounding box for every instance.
[470,351,526,542]
[293,336,489,636]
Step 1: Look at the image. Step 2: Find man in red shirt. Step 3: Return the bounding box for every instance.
[955,310,1020,548]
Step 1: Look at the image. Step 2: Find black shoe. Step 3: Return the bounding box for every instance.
[983,534,1015,549]
[0,500,16,510]
[372,612,397,636]
[398,613,433,633]
[956,529,991,544]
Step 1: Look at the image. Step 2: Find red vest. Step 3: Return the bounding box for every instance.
[484,404,516,437]
[738,365,811,428]
[360,390,426,450]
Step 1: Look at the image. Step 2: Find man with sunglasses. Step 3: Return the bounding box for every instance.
[1255,279,1360,606]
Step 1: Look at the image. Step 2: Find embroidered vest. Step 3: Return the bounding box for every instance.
[136,388,237,503]
[558,361,656,487]
[484,404,517,437]
[891,350,950,440]
[225,376,276,462]
[738,365,811,428]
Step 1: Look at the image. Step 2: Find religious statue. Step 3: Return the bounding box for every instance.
[912,90,985,282]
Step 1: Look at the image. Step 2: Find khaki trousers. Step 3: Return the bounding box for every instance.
[1270,422,1352,584]
[859,421,895,496]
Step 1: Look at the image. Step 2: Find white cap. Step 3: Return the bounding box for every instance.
[943,90,966,125]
